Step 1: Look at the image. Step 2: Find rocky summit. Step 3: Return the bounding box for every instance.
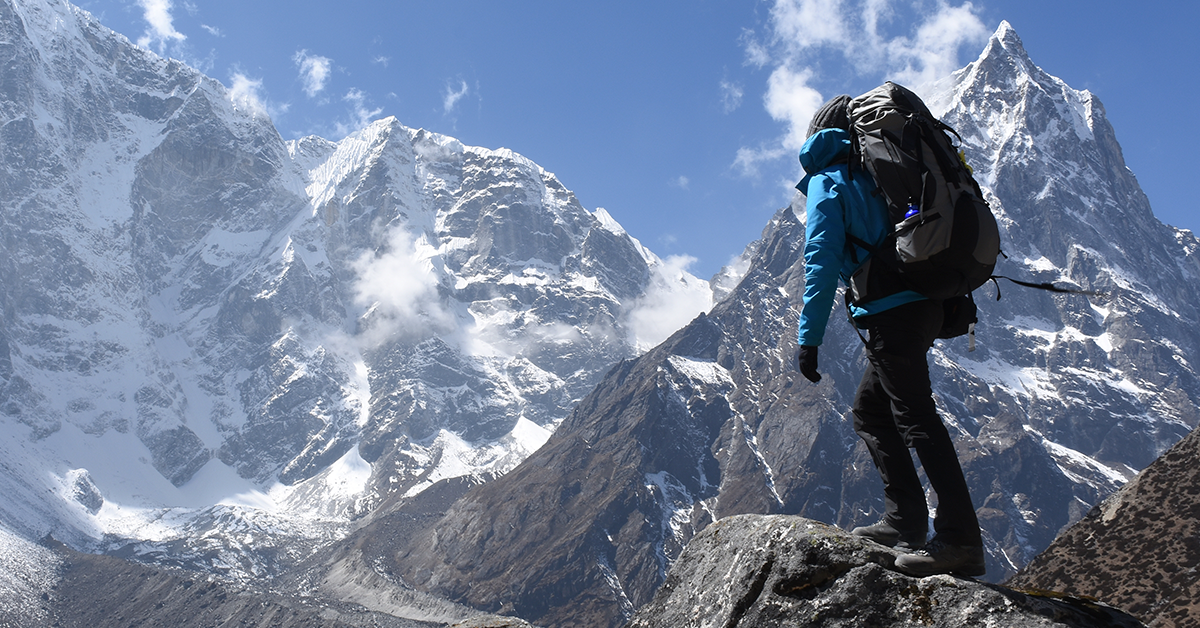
[627,514,1145,628]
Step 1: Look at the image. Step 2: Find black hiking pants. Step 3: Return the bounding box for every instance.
[851,299,982,547]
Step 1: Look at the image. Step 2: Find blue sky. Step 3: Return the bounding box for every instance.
[76,0,1198,278]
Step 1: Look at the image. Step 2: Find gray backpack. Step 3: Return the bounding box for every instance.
[844,82,1001,305]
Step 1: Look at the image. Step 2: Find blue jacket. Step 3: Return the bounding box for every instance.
[796,128,924,346]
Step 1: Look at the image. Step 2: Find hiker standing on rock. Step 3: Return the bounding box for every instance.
[794,94,986,577]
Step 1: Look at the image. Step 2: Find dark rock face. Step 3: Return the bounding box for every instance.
[627,514,1145,628]
[0,0,225,485]
[1009,425,1200,628]
[387,322,731,626]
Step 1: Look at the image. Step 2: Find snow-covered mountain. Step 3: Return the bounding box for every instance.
[369,22,1200,628]
[4,0,1198,625]
[0,0,710,604]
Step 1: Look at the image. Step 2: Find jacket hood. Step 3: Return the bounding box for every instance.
[797,128,852,191]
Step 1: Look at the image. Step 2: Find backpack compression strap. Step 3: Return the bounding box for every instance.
[987,275,1106,300]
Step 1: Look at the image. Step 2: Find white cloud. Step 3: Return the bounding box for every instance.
[351,226,450,345]
[335,89,384,137]
[135,0,186,51]
[200,24,221,37]
[764,66,826,154]
[733,144,790,178]
[770,0,850,52]
[885,4,989,87]
[740,29,771,68]
[294,50,334,98]
[372,56,390,68]
[625,255,714,352]
[861,0,894,45]
[443,79,469,113]
[673,176,690,190]
[737,0,988,174]
[227,73,269,117]
[720,80,744,113]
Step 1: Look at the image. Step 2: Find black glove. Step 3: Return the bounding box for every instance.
[797,345,821,383]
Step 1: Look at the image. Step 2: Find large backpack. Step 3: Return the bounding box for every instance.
[843,81,1001,305]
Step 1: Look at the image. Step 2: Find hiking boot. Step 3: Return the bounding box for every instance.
[894,537,986,577]
[850,520,927,550]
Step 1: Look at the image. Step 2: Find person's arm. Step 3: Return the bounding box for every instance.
[797,174,847,348]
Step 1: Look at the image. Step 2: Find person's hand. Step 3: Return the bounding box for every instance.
[797,345,821,383]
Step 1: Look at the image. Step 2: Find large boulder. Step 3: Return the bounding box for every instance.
[627,514,1144,628]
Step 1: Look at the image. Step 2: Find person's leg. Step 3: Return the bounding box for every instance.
[857,300,981,548]
[910,420,981,546]
[851,359,928,539]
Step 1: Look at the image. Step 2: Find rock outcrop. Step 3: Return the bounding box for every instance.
[627,514,1145,628]
[1009,425,1200,628]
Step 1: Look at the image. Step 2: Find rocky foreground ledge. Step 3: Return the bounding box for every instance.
[625,515,1144,628]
